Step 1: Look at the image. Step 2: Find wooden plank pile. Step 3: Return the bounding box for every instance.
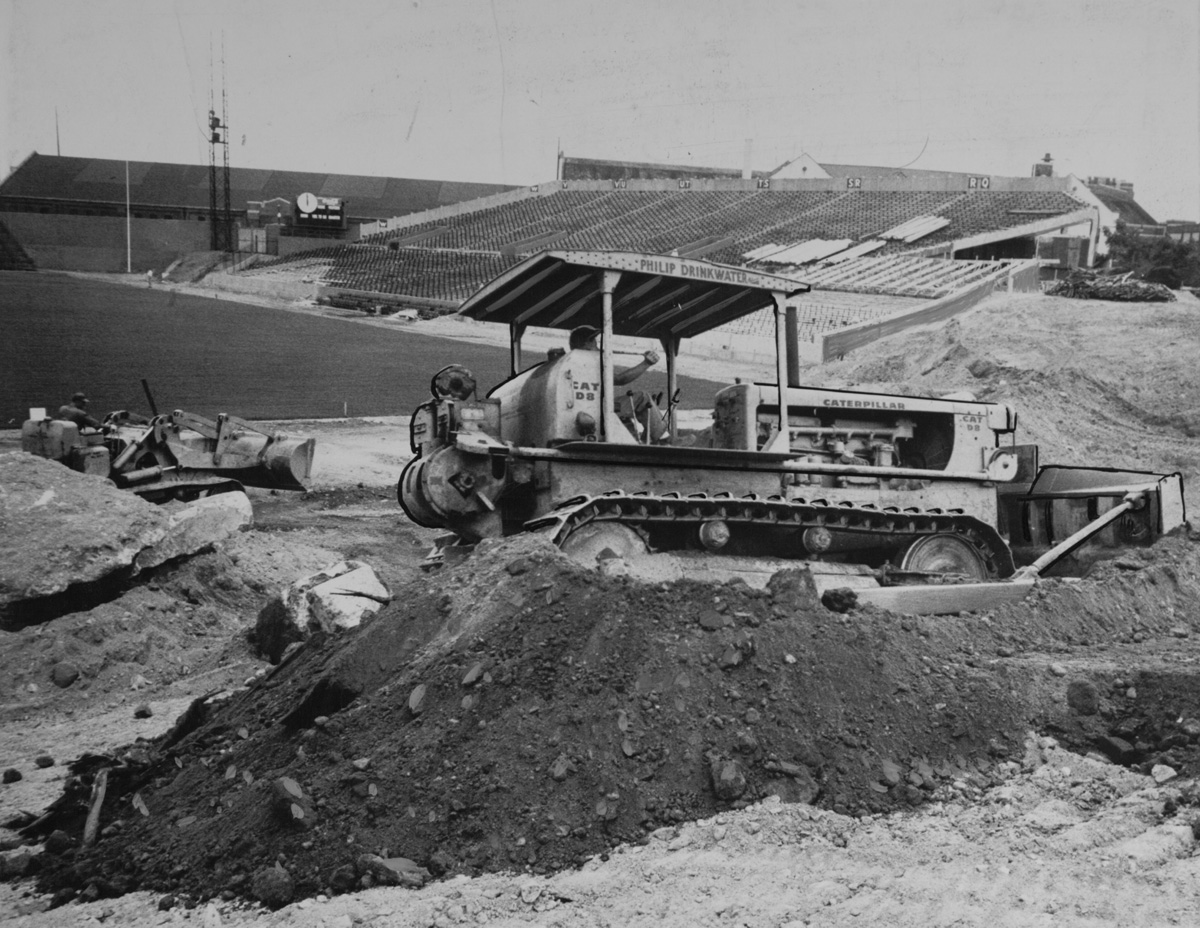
[1047,270,1176,302]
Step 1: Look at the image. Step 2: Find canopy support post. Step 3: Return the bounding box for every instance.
[765,291,791,453]
[785,304,800,387]
[509,323,526,377]
[662,335,681,440]
[600,270,622,442]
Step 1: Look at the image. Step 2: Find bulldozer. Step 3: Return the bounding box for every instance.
[399,250,1186,611]
[22,404,315,503]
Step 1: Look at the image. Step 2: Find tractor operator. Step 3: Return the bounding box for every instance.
[568,325,667,441]
[568,325,660,385]
[58,392,102,430]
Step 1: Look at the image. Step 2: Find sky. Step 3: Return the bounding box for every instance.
[3,0,1198,221]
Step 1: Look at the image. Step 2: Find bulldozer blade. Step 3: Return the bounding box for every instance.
[252,435,316,491]
[852,578,1038,615]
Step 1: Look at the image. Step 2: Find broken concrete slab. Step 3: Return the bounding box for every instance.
[255,560,392,663]
[1,453,257,609]
[133,491,253,571]
[0,452,168,605]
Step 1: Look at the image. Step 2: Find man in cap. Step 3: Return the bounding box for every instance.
[568,325,660,386]
[58,392,102,430]
[568,325,666,441]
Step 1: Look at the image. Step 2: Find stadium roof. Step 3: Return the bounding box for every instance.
[562,154,983,183]
[0,153,516,220]
[1086,182,1158,225]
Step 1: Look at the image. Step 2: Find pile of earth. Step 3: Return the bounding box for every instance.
[0,506,369,719]
[22,527,1200,908]
[0,548,265,714]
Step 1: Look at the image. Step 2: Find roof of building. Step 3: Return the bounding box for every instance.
[1086,183,1158,225]
[562,154,980,184]
[0,153,516,220]
[810,162,977,181]
[560,155,767,181]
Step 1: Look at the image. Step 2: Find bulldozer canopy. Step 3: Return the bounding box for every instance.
[456,250,810,341]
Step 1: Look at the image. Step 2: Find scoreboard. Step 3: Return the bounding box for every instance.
[295,192,348,230]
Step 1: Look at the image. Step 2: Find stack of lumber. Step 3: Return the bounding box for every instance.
[1047,271,1176,302]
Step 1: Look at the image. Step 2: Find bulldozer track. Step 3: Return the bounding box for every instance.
[527,490,1016,579]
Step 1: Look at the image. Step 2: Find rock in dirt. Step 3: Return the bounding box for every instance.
[0,452,168,605]
[1,768,21,784]
[1152,764,1178,784]
[1099,735,1137,764]
[133,491,253,572]
[50,662,80,688]
[251,865,295,908]
[43,830,73,854]
[270,776,316,828]
[0,847,37,878]
[355,854,430,888]
[709,754,748,800]
[255,560,392,663]
[820,587,859,613]
[1066,680,1099,715]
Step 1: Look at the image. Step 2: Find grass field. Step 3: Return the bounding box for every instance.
[0,272,726,427]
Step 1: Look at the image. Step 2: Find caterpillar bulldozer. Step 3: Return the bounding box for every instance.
[22,405,315,503]
[399,250,1186,612]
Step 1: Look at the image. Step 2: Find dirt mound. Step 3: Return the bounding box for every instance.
[23,528,1200,907]
[0,551,266,717]
[0,527,351,723]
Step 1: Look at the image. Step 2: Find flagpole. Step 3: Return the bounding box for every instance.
[126,160,131,273]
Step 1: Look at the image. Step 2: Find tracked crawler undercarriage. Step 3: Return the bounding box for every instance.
[532,491,1015,580]
[399,250,1186,605]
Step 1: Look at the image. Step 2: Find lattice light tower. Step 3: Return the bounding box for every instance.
[207,100,235,253]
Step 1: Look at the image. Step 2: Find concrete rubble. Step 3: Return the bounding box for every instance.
[0,452,253,609]
[134,493,254,572]
[0,452,169,604]
[254,560,392,663]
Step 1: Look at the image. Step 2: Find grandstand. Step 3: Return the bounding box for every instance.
[0,219,36,271]
[0,153,516,271]
[238,177,1090,310]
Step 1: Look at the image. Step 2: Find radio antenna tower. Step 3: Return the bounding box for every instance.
[207,37,235,254]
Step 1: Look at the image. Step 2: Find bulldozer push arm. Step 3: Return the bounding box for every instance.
[853,473,1186,614]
